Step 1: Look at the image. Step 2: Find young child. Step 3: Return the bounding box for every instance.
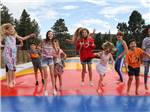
[142,27,150,92]
[76,28,96,86]
[41,30,58,96]
[0,23,35,88]
[28,43,44,86]
[95,42,115,93]
[115,31,128,83]
[53,39,67,91]
[125,39,150,95]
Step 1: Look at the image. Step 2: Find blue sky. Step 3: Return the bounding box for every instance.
[2,0,150,38]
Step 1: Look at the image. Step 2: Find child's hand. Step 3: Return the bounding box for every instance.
[30,33,36,38]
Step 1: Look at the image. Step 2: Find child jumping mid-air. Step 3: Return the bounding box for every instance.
[95,42,115,93]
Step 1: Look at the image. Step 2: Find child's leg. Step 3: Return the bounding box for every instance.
[49,65,57,95]
[5,66,10,85]
[97,74,102,89]
[54,73,58,90]
[34,66,38,81]
[144,61,150,90]
[8,70,14,87]
[127,76,133,94]
[135,76,139,95]
[81,64,86,83]
[39,67,44,79]
[58,75,62,89]
[115,58,124,82]
[39,67,44,84]
[42,66,48,91]
[88,64,92,82]
[12,71,16,85]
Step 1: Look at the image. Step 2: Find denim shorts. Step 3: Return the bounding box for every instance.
[81,59,92,65]
[41,57,54,67]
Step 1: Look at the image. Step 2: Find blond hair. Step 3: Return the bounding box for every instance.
[0,23,17,38]
[102,41,116,53]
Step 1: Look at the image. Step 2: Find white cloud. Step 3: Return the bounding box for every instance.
[143,12,150,23]
[63,5,79,10]
[140,0,150,8]
[83,0,108,6]
[99,5,137,19]
[2,0,45,3]
[72,18,112,34]
[1,0,45,19]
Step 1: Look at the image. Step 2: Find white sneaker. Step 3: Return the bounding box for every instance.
[53,89,57,96]
[44,90,48,96]
[89,81,94,86]
[81,82,85,86]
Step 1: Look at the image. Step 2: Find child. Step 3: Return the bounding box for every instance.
[28,43,44,86]
[142,27,150,92]
[53,39,67,91]
[95,42,115,93]
[125,39,150,95]
[1,23,35,88]
[41,30,57,96]
[115,31,128,83]
[76,28,96,86]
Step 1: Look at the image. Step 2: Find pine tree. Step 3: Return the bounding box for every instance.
[1,4,14,24]
[15,9,41,49]
[51,18,75,56]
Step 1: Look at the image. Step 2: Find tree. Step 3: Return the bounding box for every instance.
[15,9,40,49]
[1,4,14,24]
[51,18,75,56]
[128,10,145,46]
[117,22,128,35]
[51,18,68,33]
[128,10,145,35]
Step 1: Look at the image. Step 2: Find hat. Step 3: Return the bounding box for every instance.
[116,31,123,36]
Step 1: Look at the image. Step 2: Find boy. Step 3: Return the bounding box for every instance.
[125,39,150,95]
[28,43,44,85]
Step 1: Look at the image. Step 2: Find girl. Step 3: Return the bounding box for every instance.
[53,39,67,91]
[28,43,44,86]
[41,30,57,96]
[115,31,128,83]
[76,28,96,86]
[142,27,150,92]
[0,23,35,88]
[95,42,115,93]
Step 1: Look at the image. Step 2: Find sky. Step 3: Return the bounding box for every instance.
[1,0,150,38]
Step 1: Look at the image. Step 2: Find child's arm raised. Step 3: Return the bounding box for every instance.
[16,33,36,41]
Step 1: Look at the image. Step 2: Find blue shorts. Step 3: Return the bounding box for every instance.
[41,58,54,67]
[81,59,92,65]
